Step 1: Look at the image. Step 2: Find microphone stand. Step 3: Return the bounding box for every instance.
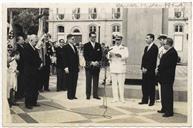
[100,64,108,109]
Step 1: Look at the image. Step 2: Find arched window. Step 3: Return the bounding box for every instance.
[89,8,97,19]
[72,8,80,19]
[174,24,184,33]
[73,29,80,33]
[58,26,64,33]
[112,8,121,19]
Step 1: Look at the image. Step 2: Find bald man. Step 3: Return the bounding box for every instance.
[23,35,42,109]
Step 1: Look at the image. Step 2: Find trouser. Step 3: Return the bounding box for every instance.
[24,74,39,107]
[56,68,67,91]
[67,72,78,99]
[161,82,174,114]
[39,66,50,90]
[141,71,156,104]
[111,73,125,101]
[85,70,100,98]
[16,71,25,99]
[158,82,161,101]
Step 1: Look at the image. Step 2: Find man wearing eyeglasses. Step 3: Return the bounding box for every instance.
[83,32,102,100]
[63,34,79,100]
[157,38,178,117]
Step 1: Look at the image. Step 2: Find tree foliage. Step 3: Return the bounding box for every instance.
[7,8,49,38]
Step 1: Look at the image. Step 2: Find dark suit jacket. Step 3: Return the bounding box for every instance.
[141,43,158,71]
[55,46,65,69]
[158,47,178,84]
[64,44,79,73]
[83,42,102,71]
[16,44,25,73]
[23,43,42,77]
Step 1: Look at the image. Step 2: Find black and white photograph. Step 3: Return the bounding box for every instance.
[1,1,192,127]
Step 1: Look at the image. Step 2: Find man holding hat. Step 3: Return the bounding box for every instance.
[108,33,129,103]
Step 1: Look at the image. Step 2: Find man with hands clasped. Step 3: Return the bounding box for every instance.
[83,32,102,100]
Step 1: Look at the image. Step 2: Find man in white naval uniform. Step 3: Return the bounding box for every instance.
[108,34,129,103]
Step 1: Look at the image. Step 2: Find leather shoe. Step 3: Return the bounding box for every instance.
[94,97,101,100]
[138,102,148,105]
[148,103,154,106]
[44,89,50,92]
[12,102,19,106]
[39,89,44,92]
[33,104,40,107]
[162,113,173,117]
[157,110,165,113]
[26,105,33,109]
[86,97,90,100]
[74,97,78,99]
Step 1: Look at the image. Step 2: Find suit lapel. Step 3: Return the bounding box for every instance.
[89,42,95,50]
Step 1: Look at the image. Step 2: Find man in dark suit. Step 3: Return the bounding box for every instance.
[39,34,53,92]
[15,36,25,100]
[23,34,42,109]
[64,34,79,100]
[55,39,67,91]
[157,38,178,117]
[83,32,102,100]
[139,33,158,106]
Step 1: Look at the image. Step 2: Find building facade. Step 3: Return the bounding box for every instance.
[48,4,191,65]
[48,6,123,47]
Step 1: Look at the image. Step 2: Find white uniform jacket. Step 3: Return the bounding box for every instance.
[108,45,129,73]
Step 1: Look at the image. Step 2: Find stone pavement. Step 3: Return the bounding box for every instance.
[8,66,190,126]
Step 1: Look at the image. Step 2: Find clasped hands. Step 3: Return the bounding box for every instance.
[90,61,99,66]
[109,52,122,58]
[142,67,147,74]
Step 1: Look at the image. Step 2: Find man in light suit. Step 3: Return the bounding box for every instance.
[157,38,178,117]
[64,34,79,100]
[108,34,128,103]
[139,33,158,106]
[83,32,102,100]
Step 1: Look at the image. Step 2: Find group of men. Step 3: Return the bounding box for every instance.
[8,32,178,118]
[8,32,104,109]
[139,33,178,117]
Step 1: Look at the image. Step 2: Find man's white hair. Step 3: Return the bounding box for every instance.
[29,34,37,42]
